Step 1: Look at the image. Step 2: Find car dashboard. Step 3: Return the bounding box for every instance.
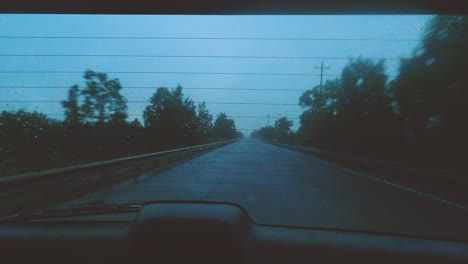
[1,201,467,264]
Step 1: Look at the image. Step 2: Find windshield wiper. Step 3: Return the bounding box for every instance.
[0,201,148,223]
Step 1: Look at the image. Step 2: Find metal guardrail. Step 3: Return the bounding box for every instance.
[0,140,237,215]
[1,140,236,184]
[268,141,468,185]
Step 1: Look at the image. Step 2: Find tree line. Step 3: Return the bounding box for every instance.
[1,72,242,176]
[251,15,467,171]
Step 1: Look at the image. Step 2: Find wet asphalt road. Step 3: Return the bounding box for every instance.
[68,139,468,240]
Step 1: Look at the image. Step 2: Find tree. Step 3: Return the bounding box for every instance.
[129,118,143,129]
[393,16,467,130]
[299,79,340,114]
[143,85,198,148]
[249,117,293,143]
[297,58,391,150]
[413,16,466,132]
[390,15,468,165]
[61,85,81,125]
[274,117,293,141]
[298,79,340,146]
[212,112,237,140]
[0,110,63,174]
[195,102,213,143]
[338,58,391,150]
[80,69,127,124]
[337,58,388,122]
[59,70,129,160]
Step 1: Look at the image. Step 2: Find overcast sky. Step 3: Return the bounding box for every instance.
[0,15,430,134]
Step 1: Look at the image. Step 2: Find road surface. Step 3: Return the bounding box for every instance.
[68,139,468,240]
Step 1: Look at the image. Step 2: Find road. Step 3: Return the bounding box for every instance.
[68,139,468,240]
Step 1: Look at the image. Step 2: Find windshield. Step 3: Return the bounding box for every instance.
[1,14,467,240]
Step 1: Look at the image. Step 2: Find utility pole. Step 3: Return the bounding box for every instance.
[267,114,270,127]
[314,61,331,93]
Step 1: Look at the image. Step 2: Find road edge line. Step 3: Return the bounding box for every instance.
[308,156,468,211]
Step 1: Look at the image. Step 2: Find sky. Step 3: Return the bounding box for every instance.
[0,15,430,135]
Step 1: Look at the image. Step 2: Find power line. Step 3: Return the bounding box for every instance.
[0,71,397,77]
[0,86,308,92]
[0,54,401,60]
[43,113,301,119]
[0,101,299,106]
[0,36,420,41]
[0,70,343,77]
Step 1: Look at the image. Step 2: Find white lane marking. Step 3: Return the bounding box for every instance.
[310,157,468,211]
